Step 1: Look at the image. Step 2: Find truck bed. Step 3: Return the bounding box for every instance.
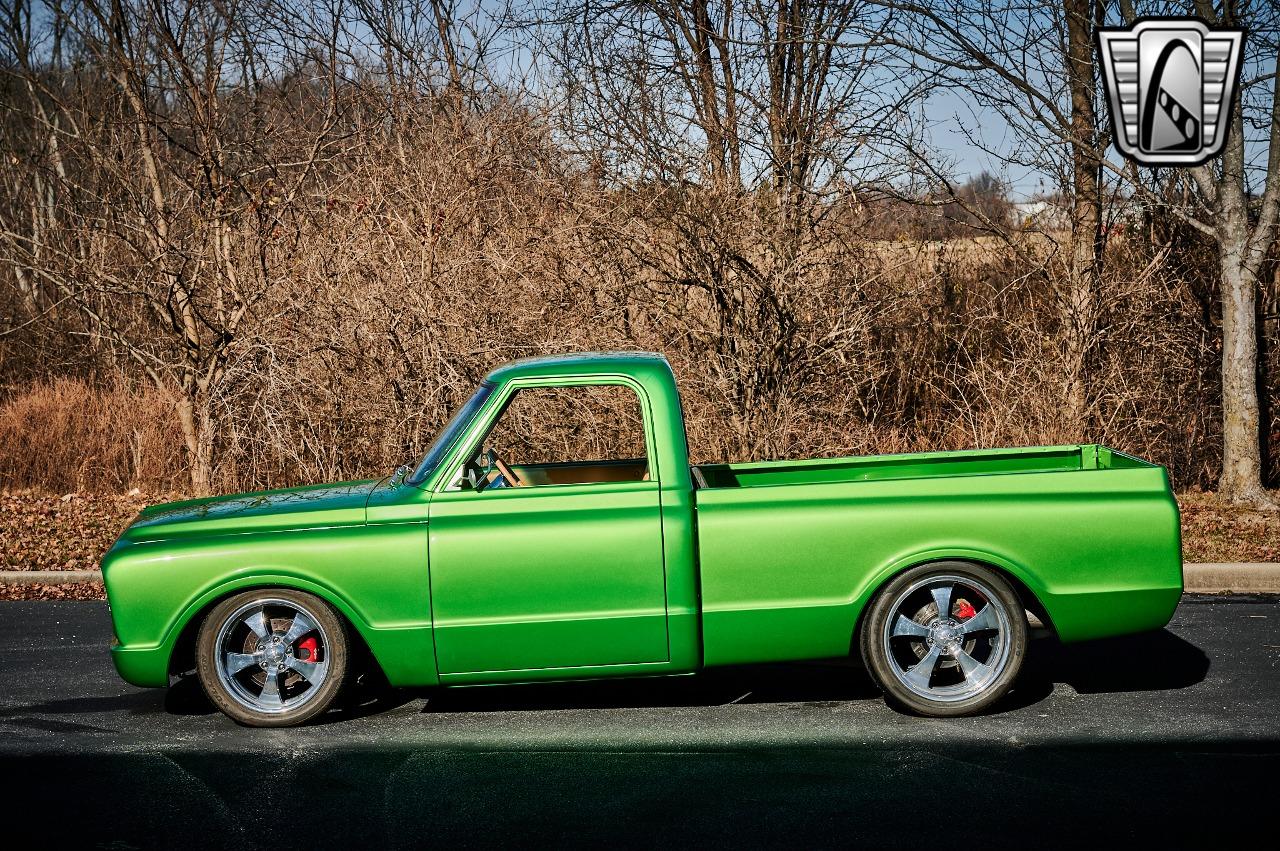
[689,442,1181,669]
[693,444,1150,489]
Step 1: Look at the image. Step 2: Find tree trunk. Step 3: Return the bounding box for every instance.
[1210,19,1277,507]
[175,395,214,495]
[1062,0,1101,432]
[1217,223,1270,504]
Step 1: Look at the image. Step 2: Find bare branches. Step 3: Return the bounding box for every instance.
[0,0,1268,500]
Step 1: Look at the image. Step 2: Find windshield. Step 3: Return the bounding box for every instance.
[407,381,495,486]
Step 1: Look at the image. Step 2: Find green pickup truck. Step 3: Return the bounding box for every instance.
[102,352,1183,726]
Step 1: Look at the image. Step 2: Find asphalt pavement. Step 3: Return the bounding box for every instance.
[1,597,1277,848]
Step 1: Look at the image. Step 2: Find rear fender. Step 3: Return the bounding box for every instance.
[853,546,1051,622]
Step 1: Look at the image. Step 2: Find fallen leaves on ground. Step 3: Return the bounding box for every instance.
[0,489,176,572]
[0,581,106,600]
[0,489,1275,604]
[1177,492,1280,563]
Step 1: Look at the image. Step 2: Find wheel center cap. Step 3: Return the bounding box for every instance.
[258,636,287,668]
[928,619,962,650]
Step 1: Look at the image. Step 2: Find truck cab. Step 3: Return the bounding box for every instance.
[403,352,701,682]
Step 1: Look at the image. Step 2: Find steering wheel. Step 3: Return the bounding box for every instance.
[488,449,526,488]
[462,448,526,491]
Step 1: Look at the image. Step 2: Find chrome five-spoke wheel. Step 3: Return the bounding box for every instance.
[216,598,330,713]
[196,589,349,727]
[861,562,1027,716]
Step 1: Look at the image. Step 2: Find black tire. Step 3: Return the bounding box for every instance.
[195,588,349,727]
[860,561,1027,717]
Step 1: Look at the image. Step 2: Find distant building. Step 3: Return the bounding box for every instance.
[1012,199,1071,230]
[1012,195,1144,235]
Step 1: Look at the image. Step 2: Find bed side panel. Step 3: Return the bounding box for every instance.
[694,466,1181,667]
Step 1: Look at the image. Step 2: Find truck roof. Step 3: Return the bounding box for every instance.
[485,351,671,383]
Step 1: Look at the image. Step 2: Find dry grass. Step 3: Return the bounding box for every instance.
[0,381,187,493]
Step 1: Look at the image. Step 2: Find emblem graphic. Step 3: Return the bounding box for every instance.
[1097,18,1244,166]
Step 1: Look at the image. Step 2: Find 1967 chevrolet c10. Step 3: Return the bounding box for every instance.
[102,352,1183,726]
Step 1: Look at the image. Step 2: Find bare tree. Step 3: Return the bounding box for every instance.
[1122,0,1280,507]
[0,0,344,492]
[1062,0,1105,426]
[0,0,1249,504]
[871,0,1109,432]
[541,1,928,444]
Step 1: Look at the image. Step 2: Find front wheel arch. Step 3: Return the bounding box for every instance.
[195,588,350,726]
[167,578,384,683]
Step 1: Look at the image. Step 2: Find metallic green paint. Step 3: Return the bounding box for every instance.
[429,480,669,675]
[694,461,1182,666]
[102,351,1182,695]
[105,519,436,688]
[122,479,379,544]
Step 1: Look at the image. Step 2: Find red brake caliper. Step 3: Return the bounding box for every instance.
[953,599,977,620]
[295,636,319,662]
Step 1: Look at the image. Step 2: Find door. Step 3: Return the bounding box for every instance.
[427,382,669,675]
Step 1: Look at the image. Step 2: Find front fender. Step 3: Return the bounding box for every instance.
[104,524,438,688]
[112,572,438,688]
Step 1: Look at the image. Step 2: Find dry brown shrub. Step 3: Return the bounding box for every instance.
[0,79,1233,497]
[0,380,186,493]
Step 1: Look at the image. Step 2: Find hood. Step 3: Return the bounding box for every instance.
[118,479,382,546]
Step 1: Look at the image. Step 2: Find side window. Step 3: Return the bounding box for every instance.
[479,385,649,486]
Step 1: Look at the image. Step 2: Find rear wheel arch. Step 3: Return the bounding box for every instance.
[852,555,1056,656]
[858,560,1030,715]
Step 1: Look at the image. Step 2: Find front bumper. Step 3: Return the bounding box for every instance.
[110,643,172,688]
